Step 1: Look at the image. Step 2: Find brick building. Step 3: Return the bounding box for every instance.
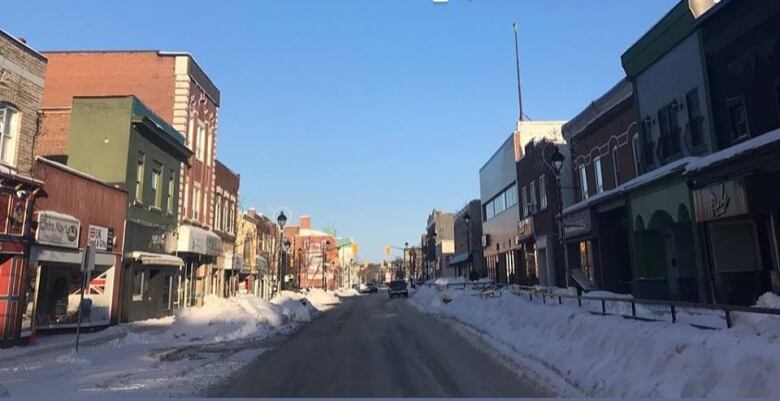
[40,51,222,306]
[562,79,638,293]
[450,200,485,279]
[0,30,47,345]
[212,160,239,297]
[285,216,338,290]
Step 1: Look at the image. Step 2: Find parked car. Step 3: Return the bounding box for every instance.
[388,280,408,298]
[358,283,378,294]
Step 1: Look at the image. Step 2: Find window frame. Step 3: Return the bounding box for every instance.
[611,146,620,187]
[538,175,547,210]
[167,169,175,213]
[192,185,201,221]
[520,185,528,216]
[0,105,19,167]
[726,96,750,141]
[579,164,589,200]
[135,152,145,203]
[151,161,162,209]
[593,156,604,194]
[686,88,704,148]
[631,134,641,177]
[196,122,206,161]
[529,180,537,214]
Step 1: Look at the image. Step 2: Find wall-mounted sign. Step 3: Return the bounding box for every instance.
[481,234,489,248]
[517,216,534,241]
[88,225,114,251]
[693,178,748,222]
[36,211,80,249]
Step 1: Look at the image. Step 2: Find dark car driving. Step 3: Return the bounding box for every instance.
[388,280,408,298]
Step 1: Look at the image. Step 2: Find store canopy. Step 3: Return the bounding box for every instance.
[448,252,471,266]
[570,269,597,291]
[131,251,184,267]
[176,224,221,256]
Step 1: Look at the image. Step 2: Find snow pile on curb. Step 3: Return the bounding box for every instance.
[409,286,780,397]
[168,293,316,343]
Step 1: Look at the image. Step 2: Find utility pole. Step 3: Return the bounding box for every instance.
[513,22,524,122]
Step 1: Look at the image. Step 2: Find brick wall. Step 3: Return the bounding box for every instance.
[0,32,47,174]
[35,108,70,158]
[41,52,176,121]
[569,97,639,202]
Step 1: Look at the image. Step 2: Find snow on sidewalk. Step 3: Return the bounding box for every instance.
[409,286,780,397]
[0,289,346,398]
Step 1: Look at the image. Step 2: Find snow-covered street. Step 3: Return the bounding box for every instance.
[0,289,356,398]
[409,284,780,397]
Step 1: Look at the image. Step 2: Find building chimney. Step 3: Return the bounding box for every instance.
[17,37,27,44]
[300,215,311,229]
[248,208,256,218]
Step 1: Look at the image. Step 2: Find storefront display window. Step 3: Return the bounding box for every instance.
[34,262,114,328]
[709,220,760,272]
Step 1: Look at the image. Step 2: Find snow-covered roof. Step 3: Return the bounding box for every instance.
[563,157,695,216]
[298,228,332,238]
[684,127,780,174]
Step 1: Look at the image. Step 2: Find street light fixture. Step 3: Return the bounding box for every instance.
[276,211,289,294]
[547,145,570,287]
[322,240,330,291]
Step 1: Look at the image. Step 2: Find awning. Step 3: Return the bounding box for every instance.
[131,251,184,267]
[32,245,117,266]
[448,252,471,266]
[176,224,221,256]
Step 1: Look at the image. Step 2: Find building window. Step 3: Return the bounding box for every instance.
[135,152,145,203]
[686,88,704,147]
[538,176,547,210]
[611,146,620,186]
[727,97,749,141]
[578,164,589,200]
[215,195,222,231]
[193,186,201,221]
[594,156,604,193]
[521,186,528,216]
[529,180,537,214]
[196,122,206,161]
[631,134,641,176]
[506,183,517,207]
[167,170,175,213]
[151,162,162,208]
[0,106,19,166]
[658,103,681,160]
[496,192,506,215]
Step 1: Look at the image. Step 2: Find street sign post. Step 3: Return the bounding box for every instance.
[74,245,95,352]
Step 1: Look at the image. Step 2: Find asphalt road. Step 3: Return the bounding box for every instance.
[213,290,547,397]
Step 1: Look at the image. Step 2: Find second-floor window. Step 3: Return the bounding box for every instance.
[594,156,604,194]
[167,170,175,213]
[521,185,528,216]
[135,152,145,203]
[579,164,589,200]
[727,97,749,141]
[193,186,201,221]
[151,162,162,208]
[538,175,547,210]
[529,180,537,213]
[0,106,19,167]
[686,88,704,148]
[658,103,681,160]
[215,195,222,230]
[631,134,641,177]
[611,146,620,186]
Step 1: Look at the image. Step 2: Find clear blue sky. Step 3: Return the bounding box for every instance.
[5,0,676,262]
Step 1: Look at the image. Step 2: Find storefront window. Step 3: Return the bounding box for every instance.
[132,269,144,301]
[579,240,594,281]
[709,220,760,272]
[34,262,114,328]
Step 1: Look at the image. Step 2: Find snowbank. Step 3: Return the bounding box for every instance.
[0,290,344,398]
[410,287,780,397]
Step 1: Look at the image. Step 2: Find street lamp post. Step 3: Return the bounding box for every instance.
[322,240,330,291]
[276,211,288,295]
[404,241,409,280]
[431,232,437,279]
[548,145,569,288]
[464,212,471,279]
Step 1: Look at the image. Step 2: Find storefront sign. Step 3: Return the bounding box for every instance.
[517,216,534,241]
[88,225,114,251]
[36,211,80,249]
[693,178,748,222]
[563,209,591,237]
[124,222,173,254]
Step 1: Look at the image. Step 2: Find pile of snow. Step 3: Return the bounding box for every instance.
[336,288,360,297]
[167,294,315,343]
[732,292,780,338]
[410,287,780,397]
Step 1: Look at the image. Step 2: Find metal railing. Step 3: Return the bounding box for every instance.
[422,282,780,330]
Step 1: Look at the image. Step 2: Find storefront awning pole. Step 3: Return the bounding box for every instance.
[74,246,94,352]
